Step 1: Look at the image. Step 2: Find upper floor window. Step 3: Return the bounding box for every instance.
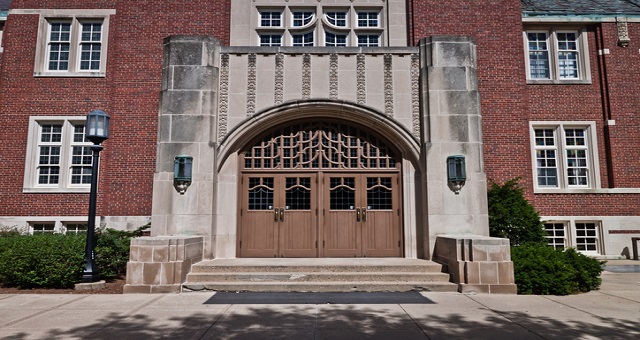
[326,12,347,27]
[326,32,347,47]
[530,122,599,192]
[0,20,5,52]
[292,11,314,27]
[260,34,282,47]
[293,32,314,47]
[24,117,93,193]
[34,11,113,77]
[358,34,380,47]
[524,28,590,83]
[357,12,379,27]
[261,11,282,27]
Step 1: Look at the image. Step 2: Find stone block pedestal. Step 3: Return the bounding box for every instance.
[433,235,517,294]
[123,236,203,293]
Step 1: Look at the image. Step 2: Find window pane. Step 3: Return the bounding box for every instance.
[260,12,282,27]
[292,11,314,27]
[527,32,550,79]
[326,12,347,27]
[557,32,579,79]
[293,32,314,46]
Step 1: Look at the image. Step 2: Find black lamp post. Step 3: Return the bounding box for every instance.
[82,110,110,283]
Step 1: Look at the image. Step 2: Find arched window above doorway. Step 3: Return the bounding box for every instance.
[241,121,398,171]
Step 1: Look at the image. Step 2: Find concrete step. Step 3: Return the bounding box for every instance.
[185,272,451,283]
[182,281,458,293]
[190,258,445,273]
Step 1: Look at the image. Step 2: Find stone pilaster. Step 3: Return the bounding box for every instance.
[151,36,221,257]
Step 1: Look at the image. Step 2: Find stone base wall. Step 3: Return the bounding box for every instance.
[433,235,517,294]
[124,236,203,293]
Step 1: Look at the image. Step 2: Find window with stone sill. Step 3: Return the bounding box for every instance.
[32,223,55,234]
[357,11,379,27]
[325,32,347,47]
[326,11,347,27]
[530,122,599,191]
[293,32,314,47]
[357,34,380,47]
[292,11,315,27]
[23,117,93,193]
[524,28,590,83]
[543,221,603,255]
[34,14,111,77]
[260,34,282,47]
[260,11,282,27]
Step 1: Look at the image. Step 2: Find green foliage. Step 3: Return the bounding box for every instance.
[0,225,28,237]
[488,178,546,246]
[0,223,150,288]
[0,234,85,288]
[95,224,149,280]
[512,244,604,295]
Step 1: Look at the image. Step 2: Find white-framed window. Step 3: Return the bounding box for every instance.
[326,11,347,27]
[292,11,315,27]
[524,28,590,83]
[292,32,314,46]
[357,11,379,27]
[325,32,347,47]
[24,117,94,193]
[32,223,55,234]
[33,11,113,77]
[545,222,568,250]
[259,34,282,47]
[0,20,5,52]
[260,11,282,27]
[575,222,601,253]
[530,122,599,191]
[64,222,87,234]
[357,34,380,47]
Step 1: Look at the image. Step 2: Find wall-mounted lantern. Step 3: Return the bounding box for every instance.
[447,155,466,195]
[173,155,193,195]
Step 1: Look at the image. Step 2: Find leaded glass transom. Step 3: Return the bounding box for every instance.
[243,122,398,171]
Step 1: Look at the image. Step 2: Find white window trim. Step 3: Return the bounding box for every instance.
[543,219,604,255]
[32,9,113,77]
[23,116,93,193]
[0,18,5,53]
[530,121,601,193]
[523,27,591,84]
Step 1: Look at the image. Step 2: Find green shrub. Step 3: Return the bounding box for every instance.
[512,244,604,295]
[0,234,85,288]
[488,178,547,246]
[94,223,150,280]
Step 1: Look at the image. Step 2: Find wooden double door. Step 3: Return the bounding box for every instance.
[238,173,402,258]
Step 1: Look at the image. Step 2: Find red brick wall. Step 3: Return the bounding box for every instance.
[409,0,533,188]
[0,0,230,218]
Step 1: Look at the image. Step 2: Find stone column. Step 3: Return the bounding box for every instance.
[151,36,221,257]
[419,36,489,252]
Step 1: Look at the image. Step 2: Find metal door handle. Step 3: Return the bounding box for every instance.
[356,208,361,222]
[280,208,285,222]
[274,208,279,222]
[362,208,367,222]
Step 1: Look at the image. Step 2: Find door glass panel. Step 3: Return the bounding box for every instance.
[285,177,311,210]
[247,177,274,210]
[329,177,355,210]
[366,177,392,210]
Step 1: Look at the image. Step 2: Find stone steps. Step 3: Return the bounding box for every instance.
[182,258,457,293]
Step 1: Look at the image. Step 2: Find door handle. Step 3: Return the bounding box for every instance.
[280,207,285,222]
[356,208,361,222]
[362,207,367,222]
[274,208,279,222]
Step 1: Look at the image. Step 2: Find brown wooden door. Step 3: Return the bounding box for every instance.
[239,174,317,257]
[322,174,401,257]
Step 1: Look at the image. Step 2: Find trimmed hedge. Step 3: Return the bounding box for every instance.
[0,234,85,288]
[0,224,149,289]
[512,244,604,295]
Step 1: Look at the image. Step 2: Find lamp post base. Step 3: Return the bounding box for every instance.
[81,270,101,283]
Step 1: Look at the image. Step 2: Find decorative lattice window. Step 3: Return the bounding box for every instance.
[242,122,398,171]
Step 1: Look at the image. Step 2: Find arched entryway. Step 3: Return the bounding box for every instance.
[237,121,403,258]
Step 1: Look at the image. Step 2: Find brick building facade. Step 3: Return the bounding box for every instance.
[0,0,638,292]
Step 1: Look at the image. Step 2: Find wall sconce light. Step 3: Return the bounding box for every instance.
[174,155,193,195]
[447,155,466,195]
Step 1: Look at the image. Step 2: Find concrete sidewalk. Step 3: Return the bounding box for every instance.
[1,268,639,339]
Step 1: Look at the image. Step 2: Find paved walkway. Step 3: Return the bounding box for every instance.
[1,264,639,339]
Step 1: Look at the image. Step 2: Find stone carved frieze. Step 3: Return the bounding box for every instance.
[246,54,257,117]
[384,54,394,117]
[302,54,311,99]
[356,54,366,105]
[617,19,631,47]
[218,53,230,143]
[410,53,420,140]
[275,53,284,105]
[329,54,339,99]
